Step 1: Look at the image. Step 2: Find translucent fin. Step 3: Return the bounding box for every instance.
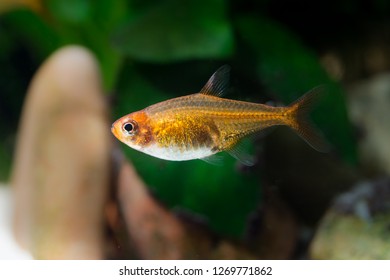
[288,86,331,152]
[200,65,230,97]
[200,154,224,166]
[227,141,256,166]
[252,126,275,141]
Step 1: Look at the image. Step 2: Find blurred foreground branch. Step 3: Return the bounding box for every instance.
[11,46,110,259]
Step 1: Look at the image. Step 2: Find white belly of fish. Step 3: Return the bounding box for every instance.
[139,143,215,161]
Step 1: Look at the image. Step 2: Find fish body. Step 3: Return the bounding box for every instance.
[111,66,328,165]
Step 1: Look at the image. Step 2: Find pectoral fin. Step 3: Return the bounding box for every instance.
[227,140,256,166]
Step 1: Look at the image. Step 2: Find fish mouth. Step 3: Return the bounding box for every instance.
[111,121,121,140]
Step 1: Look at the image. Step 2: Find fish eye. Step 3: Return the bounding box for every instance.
[122,121,137,135]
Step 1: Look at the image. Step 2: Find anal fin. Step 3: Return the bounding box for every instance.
[200,154,224,166]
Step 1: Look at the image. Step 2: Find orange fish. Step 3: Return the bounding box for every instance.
[111,66,329,166]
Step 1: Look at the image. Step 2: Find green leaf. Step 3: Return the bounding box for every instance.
[44,0,92,24]
[42,0,127,91]
[114,66,261,237]
[90,0,128,32]
[237,16,357,164]
[1,8,61,59]
[113,0,233,62]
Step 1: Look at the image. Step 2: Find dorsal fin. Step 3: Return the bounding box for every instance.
[200,65,230,97]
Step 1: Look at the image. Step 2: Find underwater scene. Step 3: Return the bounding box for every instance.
[1,0,390,260]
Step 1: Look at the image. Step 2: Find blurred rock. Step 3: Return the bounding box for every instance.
[11,46,111,259]
[245,187,298,259]
[264,129,359,224]
[319,26,390,83]
[333,178,390,219]
[310,178,390,259]
[117,155,256,259]
[347,73,390,176]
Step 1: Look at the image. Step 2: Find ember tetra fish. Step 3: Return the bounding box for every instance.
[111,66,329,166]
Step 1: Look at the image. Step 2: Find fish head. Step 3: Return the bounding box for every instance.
[111,111,154,151]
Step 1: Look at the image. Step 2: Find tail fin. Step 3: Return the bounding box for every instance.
[287,86,330,152]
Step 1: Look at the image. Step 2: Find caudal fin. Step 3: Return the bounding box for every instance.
[287,86,330,152]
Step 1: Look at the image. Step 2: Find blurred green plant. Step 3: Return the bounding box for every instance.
[0,0,357,237]
[113,0,233,62]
